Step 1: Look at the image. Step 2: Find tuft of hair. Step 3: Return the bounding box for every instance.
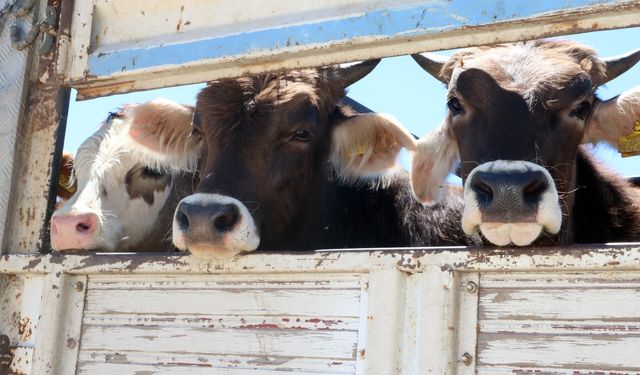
[197,69,346,135]
[441,40,606,108]
[410,123,459,206]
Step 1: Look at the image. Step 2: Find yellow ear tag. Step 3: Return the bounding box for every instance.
[348,144,367,159]
[618,120,640,158]
[58,173,77,195]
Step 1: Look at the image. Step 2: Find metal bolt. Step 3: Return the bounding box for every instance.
[461,352,473,366]
[75,281,84,292]
[66,338,76,349]
[466,281,477,293]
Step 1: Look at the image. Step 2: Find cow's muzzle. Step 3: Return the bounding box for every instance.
[173,193,260,259]
[462,160,562,246]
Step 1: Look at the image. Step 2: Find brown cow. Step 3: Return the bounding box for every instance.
[410,40,640,246]
[127,61,482,259]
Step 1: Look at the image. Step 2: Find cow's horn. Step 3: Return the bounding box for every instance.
[334,59,380,87]
[596,48,640,86]
[412,52,449,83]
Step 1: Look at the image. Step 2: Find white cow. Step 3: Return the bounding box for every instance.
[50,99,197,252]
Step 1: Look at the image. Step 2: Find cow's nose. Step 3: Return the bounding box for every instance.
[469,170,548,220]
[175,201,240,235]
[50,213,99,250]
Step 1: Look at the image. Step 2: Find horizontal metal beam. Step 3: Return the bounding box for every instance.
[2,243,640,274]
[65,0,640,99]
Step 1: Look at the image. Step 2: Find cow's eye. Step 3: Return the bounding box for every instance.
[570,100,592,120]
[292,129,311,142]
[447,97,464,115]
[142,166,165,178]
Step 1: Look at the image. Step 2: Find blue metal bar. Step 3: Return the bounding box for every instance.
[87,0,632,78]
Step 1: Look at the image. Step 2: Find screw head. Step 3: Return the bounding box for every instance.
[66,338,76,349]
[461,352,473,366]
[466,281,478,293]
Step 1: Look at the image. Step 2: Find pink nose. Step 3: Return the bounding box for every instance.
[50,213,99,250]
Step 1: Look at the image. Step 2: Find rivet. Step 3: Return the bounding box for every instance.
[461,352,473,366]
[66,338,76,349]
[466,281,477,293]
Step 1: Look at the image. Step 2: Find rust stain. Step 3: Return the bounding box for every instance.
[22,257,42,271]
[176,5,185,31]
[17,317,32,340]
[237,323,279,330]
[247,356,290,366]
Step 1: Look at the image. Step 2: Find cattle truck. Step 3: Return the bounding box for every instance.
[1,1,640,374]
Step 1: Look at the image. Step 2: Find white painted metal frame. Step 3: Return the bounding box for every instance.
[59,0,640,99]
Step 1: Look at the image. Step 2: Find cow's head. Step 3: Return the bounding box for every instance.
[50,99,195,251]
[410,41,640,246]
[127,60,417,259]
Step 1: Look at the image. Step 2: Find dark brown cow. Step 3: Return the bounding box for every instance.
[410,40,640,246]
[128,61,481,259]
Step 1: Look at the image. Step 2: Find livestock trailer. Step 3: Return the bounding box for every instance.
[1,1,640,374]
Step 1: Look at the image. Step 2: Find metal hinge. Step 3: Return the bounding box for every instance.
[1,0,59,55]
[0,335,12,375]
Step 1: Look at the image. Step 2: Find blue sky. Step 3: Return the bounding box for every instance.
[64,28,639,177]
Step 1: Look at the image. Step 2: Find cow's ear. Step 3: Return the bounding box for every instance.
[331,113,416,180]
[410,125,458,206]
[584,86,640,147]
[126,98,201,171]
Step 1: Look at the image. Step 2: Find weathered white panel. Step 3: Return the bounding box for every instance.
[78,274,365,373]
[31,273,87,375]
[84,279,361,316]
[0,274,44,375]
[477,272,640,373]
[2,250,640,373]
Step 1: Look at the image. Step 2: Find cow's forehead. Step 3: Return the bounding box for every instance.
[197,69,344,126]
[74,119,135,186]
[448,41,602,106]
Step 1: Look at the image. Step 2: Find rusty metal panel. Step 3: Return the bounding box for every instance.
[61,0,640,99]
[0,0,35,252]
[2,0,71,254]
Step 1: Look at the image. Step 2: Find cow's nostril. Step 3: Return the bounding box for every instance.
[471,179,493,205]
[523,172,548,204]
[175,205,190,231]
[213,204,239,232]
[76,222,91,233]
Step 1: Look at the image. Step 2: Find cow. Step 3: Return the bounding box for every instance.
[50,99,197,252]
[126,60,482,259]
[410,40,640,246]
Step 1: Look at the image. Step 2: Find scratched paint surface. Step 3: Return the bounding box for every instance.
[76,274,366,374]
[87,0,627,75]
[477,273,640,374]
[64,0,640,98]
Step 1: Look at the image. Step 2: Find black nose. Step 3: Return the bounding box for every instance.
[469,170,549,221]
[175,201,240,235]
